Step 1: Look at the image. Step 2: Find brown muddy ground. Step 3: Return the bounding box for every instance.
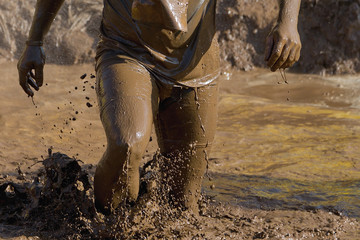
[1,62,360,239]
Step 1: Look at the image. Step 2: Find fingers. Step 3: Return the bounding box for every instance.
[35,65,44,87]
[17,45,46,97]
[18,68,34,97]
[271,44,291,71]
[267,39,301,71]
[267,39,285,72]
[280,44,301,69]
[17,66,40,97]
[265,25,302,71]
[27,73,39,91]
[280,47,296,69]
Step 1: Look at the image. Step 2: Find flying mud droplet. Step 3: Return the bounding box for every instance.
[80,73,87,79]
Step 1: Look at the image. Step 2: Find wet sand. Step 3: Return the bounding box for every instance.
[1,62,360,239]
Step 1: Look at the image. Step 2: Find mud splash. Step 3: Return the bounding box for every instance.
[0,152,96,238]
[1,151,359,239]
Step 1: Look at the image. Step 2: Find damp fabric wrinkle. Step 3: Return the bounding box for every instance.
[131,0,190,32]
[98,0,220,88]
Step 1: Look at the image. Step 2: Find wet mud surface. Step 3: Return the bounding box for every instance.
[1,63,360,238]
[1,152,359,239]
[208,70,360,221]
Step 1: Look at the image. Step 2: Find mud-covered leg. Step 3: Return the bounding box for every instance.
[157,83,218,212]
[94,59,158,214]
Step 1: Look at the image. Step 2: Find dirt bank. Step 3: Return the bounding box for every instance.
[1,0,359,74]
[216,0,360,74]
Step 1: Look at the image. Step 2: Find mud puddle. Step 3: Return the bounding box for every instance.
[203,173,360,219]
[205,69,360,223]
[1,63,360,238]
[220,69,360,109]
[1,152,359,239]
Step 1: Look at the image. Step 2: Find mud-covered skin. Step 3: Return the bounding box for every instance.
[265,0,302,71]
[156,84,218,211]
[17,0,65,97]
[17,45,45,97]
[94,54,218,212]
[16,0,301,213]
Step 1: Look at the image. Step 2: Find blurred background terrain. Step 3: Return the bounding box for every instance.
[0,0,359,74]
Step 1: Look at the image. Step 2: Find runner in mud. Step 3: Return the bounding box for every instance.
[17,0,301,214]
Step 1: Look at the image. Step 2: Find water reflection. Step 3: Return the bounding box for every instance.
[205,70,360,220]
[203,173,360,219]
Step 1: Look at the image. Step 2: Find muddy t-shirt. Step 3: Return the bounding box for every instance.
[98,0,220,87]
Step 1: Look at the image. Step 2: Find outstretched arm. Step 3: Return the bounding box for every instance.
[17,0,65,97]
[265,0,301,72]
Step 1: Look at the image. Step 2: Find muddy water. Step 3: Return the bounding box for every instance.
[1,63,360,238]
[204,69,360,219]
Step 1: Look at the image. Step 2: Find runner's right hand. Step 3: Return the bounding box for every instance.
[265,23,301,72]
[17,45,46,97]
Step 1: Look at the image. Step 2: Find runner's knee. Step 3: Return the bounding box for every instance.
[108,135,146,160]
